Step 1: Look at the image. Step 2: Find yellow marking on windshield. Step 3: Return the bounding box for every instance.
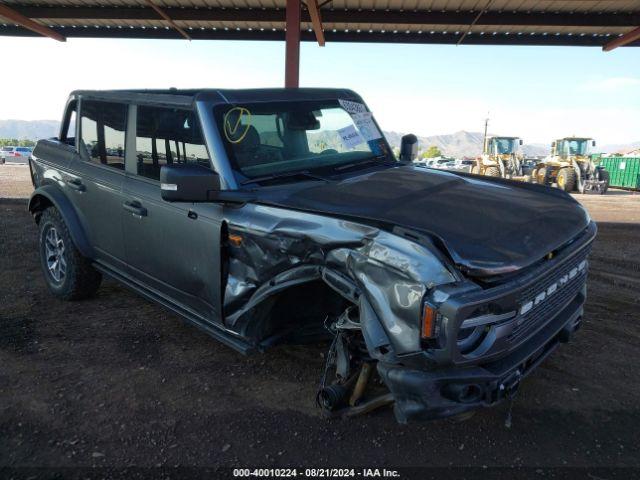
[223,107,252,144]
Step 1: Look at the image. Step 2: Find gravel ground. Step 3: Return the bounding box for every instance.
[1,170,640,477]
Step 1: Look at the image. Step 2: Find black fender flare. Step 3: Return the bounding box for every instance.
[28,184,95,258]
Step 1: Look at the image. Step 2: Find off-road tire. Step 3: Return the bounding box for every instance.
[484,166,500,177]
[599,169,610,195]
[537,167,550,186]
[556,167,576,192]
[471,164,481,175]
[38,207,102,300]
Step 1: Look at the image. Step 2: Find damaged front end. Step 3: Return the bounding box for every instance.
[220,203,596,423]
[221,204,457,420]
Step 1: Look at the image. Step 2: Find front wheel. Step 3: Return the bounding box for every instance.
[38,207,102,300]
[556,167,576,192]
[484,166,500,177]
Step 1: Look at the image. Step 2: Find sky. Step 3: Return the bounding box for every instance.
[0,37,638,145]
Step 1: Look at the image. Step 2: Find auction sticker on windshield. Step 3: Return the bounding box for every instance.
[338,125,365,149]
[352,112,382,141]
[338,99,367,114]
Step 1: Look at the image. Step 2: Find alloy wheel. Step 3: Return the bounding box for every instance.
[45,226,66,283]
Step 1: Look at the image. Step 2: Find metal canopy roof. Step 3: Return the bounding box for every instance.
[1,0,639,49]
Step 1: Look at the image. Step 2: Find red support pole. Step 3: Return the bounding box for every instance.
[285,0,301,88]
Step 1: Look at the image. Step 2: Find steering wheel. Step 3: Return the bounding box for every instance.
[320,149,338,155]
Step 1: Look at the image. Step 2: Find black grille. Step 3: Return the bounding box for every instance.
[509,247,591,342]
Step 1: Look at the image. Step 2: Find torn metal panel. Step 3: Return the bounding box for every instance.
[222,203,455,355]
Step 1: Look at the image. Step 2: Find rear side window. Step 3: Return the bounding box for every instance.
[135,105,210,181]
[17,147,31,152]
[80,100,127,170]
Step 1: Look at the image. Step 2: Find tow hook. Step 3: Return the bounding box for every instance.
[500,369,522,429]
[500,369,522,399]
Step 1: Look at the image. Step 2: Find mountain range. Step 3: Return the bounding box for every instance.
[1,120,637,158]
[384,130,549,158]
[0,120,60,141]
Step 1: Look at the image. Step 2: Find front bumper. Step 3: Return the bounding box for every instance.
[378,287,585,423]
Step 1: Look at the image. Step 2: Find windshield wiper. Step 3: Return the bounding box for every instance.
[240,170,328,186]
[332,156,395,172]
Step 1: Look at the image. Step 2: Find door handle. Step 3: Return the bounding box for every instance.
[66,179,86,192]
[123,201,148,217]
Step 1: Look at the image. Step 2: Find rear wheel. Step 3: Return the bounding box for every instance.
[556,167,576,192]
[485,166,500,177]
[38,207,102,300]
[599,169,610,195]
[536,167,549,186]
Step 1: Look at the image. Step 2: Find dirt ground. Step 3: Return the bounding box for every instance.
[1,165,640,476]
[0,164,32,198]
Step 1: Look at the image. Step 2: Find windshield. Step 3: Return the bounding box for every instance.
[557,139,590,156]
[214,100,393,181]
[490,138,518,154]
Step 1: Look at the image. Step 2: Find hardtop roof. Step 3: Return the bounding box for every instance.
[70,88,363,108]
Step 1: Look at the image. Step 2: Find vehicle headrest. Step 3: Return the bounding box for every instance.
[233,125,260,151]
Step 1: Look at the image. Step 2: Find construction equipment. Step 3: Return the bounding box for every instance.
[471,136,525,179]
[533,137,609,194]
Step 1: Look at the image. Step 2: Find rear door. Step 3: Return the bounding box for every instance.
[66,98,127,269]
[121,104,224,323]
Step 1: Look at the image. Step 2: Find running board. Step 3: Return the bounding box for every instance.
[93,262,255,355]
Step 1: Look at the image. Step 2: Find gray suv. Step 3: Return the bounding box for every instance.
[28,89,596,423]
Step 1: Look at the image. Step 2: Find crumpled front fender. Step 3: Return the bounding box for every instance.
[223,204,456,356]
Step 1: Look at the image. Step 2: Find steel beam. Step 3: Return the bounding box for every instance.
[603,26,640,51]
[143,0,190,40]
[285,0,301,88]
[0,3,65,41]
[2,24,638,48]
[7,6,640,28]
[306,0,325,46]
[458,0,494,46]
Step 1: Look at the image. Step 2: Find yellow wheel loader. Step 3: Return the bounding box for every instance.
[471,136,525,179]
[533,137,609,194]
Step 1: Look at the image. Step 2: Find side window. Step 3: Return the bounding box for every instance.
[135,106,210,181]
[80,100,127,170]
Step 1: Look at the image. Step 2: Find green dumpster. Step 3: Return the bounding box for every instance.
[598,157,640,190]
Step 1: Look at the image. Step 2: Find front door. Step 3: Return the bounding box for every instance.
[121,105,223,323]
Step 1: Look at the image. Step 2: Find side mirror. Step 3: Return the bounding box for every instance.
[519,139,523,146]
[551,141,556,148]
[160,164,221,202]
[400,134,418,162]
[592,140,596,147]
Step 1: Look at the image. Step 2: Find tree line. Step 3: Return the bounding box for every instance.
[0,138,36,147]
[392,145,443,159]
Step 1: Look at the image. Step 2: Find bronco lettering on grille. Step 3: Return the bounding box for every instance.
[518,259,587,316]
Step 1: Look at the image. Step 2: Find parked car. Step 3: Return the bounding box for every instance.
[521,158,538,176]
[420,157,452,169]
[1,146,33,163]
[28,88,596,423]
[449,159,475,172]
